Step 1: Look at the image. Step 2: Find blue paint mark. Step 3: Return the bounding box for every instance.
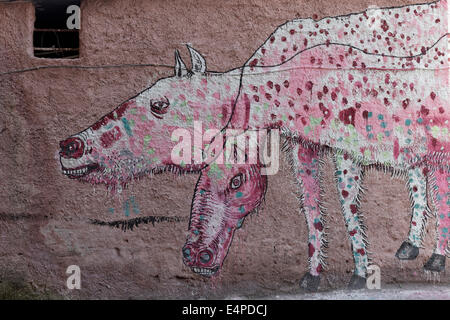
[122,117,133,136]
[123,200,130,217]
[129,196,140,214]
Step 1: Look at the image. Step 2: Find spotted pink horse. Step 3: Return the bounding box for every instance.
[184,0,449,291]
[59,1,448,291]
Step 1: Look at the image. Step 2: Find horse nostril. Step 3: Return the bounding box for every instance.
[59,137,85,159]
[199,250,212,264]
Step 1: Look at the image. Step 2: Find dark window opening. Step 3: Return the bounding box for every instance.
[33,0,81,59]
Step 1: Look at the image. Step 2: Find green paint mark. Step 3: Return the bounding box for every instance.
[304,126,311,135]
[309,116,322,127]
[236,192,243,198]
[207,163,223,180]
[377,133,384,142]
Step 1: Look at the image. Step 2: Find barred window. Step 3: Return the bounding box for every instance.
[33,0,80,59]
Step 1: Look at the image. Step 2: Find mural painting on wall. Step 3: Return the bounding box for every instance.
[59,0,449,291]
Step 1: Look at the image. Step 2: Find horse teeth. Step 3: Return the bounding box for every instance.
[63,167,89,176]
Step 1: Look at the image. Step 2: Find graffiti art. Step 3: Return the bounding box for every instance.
[59,0,449,291]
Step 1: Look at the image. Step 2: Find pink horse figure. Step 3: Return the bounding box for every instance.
[182,144,268,276]
[186,1,449,290]
[58,1,448,291]
[226,37,449,290]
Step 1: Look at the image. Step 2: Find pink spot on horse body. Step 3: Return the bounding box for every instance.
[394,139,400,160]
[197,89,206,99]
[420,105,430,116]
[430,92,436,100]
[213,92,221,100]
[308,243,315,257]
[314,221,324,232]
[339,107,356,126]
[402,99,410,109]
[249,59,258,67]
[319,103,330,119]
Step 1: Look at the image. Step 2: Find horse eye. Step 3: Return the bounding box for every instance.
[230,174,243,189]
[150,98,169,115]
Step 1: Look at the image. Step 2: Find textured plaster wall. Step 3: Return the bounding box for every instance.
[0,0,447,299]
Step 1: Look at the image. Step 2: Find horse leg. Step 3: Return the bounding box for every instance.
[289,142,327,292]
[424,168,449,273]
[396,167,430,260]
[333,151,369,290]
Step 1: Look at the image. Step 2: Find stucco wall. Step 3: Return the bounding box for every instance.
[0,0,448,299]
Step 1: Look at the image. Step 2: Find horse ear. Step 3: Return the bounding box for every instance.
[174,50,187,77]
[187,45,206,73]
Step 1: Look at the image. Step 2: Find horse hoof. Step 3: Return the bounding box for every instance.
[299,272,320,292]
[395,241,419,260]
[424,253,446,272]
[347,273,366,290]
